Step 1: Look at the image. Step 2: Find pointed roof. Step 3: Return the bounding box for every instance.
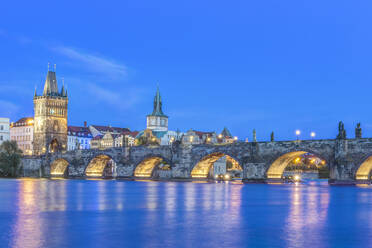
[149,86,167,117]
[43,71,59,96]
[221,127,232,138]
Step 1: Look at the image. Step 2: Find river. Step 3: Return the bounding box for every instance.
[0,179,371,248]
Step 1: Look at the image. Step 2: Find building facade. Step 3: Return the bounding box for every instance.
[33,69,68,155]
[114,131,139,147]
[89,125,131,149]
[10,117,33,155]
[67,125,92,151]
[182,129,217,145]
[0,118,10,145]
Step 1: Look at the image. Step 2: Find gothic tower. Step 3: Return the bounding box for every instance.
[33,67,68,155]
[146,87,168,131]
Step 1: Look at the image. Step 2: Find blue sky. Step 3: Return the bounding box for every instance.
[0,0,371,141]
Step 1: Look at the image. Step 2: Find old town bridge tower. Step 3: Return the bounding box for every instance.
[33,67,68,155]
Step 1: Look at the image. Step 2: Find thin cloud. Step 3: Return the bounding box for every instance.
[0,100,19,117]
[85,83,143,110]
[52,46,127,79]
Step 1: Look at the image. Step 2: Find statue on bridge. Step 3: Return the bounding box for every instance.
[337,121,347,139]
[253,129,257,142]
[355,123,362,139]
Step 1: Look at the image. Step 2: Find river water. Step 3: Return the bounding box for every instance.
[0,179,371,248]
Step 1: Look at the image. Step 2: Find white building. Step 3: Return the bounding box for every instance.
[182,129,217,145]
[0,118,10,145]
[10,117,34,155]
[67,125,93,151]
[114,131,139,147]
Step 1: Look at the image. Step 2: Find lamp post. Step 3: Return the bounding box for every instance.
[310,132,316,139]
[295,130,301,141]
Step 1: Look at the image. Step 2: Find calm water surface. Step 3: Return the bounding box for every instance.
[0,179,372,248]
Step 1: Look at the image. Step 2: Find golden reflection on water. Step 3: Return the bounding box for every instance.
[286,185,329,247]
[146,182,159,210]
[12,179,44,248]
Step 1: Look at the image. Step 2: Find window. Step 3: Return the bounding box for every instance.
[0,125,3,130]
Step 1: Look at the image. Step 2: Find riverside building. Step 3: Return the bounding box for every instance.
[10,117,34,155]
[0,118,10,145]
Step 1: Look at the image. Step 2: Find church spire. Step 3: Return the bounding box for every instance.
[150,86,166,117]
[42,64,59,96]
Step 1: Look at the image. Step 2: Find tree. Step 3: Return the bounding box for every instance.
[0,141,23,177]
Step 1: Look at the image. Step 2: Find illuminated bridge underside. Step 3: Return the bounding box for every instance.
[85,155,112,177]
[50,159,69,176]
[134,157,163,178]
[191,153,241,178]
[356,156,372,180]
[267,151,307,179]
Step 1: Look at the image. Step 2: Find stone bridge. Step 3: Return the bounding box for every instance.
[20,137,372,184]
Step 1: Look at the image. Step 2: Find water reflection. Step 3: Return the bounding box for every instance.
[286,185,329,248]
[12,179,44,248]
[4,179,372,248]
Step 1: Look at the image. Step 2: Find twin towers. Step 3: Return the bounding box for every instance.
[32,66,166,155]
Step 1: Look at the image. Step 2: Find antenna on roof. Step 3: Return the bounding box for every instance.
[48,62,50,71]
[54,64,56,72]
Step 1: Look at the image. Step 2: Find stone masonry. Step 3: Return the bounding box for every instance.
[19,137,372,184]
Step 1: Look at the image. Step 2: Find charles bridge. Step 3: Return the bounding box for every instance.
[20,136,372,184]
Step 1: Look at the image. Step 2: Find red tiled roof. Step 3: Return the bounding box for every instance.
[68,126,92,137]
[193,130,214,138]
[91,125,130,133]
[92,135,103,140]
[120,130,139,137]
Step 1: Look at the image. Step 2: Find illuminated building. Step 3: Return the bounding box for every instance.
[10,117,34,155]
[33,67,68,154]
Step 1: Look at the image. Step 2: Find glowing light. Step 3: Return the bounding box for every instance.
[189,136,194,142]
[234,136,238,141]
[224,174,230,180]
[310,132,316,138]
[294,175,301,181]
[294,157,301,164]
[218,134,222,139]
[134,157,163,178]
[295,130,301,136]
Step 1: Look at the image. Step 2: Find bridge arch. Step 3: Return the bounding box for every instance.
[355,156,372,180]
[85,154,116,177]
[191,152,242,179]
[134,156,172,178]
[50,158,69,177]
[266,150,328,179]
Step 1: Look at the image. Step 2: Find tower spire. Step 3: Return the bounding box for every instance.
[43,64,59,96]
[151,86,165,116]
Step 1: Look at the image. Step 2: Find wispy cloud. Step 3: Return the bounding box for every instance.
[0,100,19,117]
[85,83,143,110]
[52,46,127,79]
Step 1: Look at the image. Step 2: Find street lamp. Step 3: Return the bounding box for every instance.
[310,132,316,139]
[295,130,301,141]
